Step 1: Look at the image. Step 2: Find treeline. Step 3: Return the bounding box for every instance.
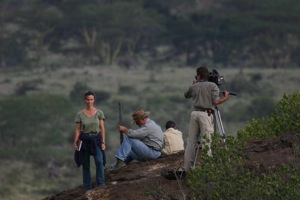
[1,0,300,69]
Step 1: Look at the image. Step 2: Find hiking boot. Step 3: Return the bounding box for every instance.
[96,185,106,189]
[110,159,127,171]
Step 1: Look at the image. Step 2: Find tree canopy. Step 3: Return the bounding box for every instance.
[0,0,299,69]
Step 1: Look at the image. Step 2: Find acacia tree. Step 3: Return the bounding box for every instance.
[0,0,9,68]
[58,0,165,65]
[0,0,28,68]
[2,0,300,69]
[16,1,64,66]
[248,0,300,69]
[164,0,300,67]
[217,0,300,68]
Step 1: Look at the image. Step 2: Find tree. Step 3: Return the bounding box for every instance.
[218,0,300,68]
[0,0,28,68]
[16,1,64,66]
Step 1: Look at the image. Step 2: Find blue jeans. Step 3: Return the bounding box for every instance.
[115,137,161,163]
[82,141,105,190]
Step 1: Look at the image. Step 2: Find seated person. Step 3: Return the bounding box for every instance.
[162,120,184,155]
[111,109,164,170]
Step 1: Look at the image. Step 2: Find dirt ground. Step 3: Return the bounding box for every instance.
[43,133,300,200]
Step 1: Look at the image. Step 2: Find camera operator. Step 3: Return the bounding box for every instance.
[183,66,230,172]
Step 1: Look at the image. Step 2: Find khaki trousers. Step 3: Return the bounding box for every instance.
[184,111,214,171]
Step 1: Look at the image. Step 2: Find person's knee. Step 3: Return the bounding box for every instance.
[95,154,104,164]
[126,137,138,143]
[95,160,104,166]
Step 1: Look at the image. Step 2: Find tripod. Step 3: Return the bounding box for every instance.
[214,91,237,142]
[214,105,226,144]
[193,105,226,168]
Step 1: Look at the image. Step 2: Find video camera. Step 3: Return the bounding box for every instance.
[208,69,237,96]
[208,69,224,87]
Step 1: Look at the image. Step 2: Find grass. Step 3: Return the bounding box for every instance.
[2,65,299,99]
[1,65,299,139]
[1,65,300,136]
[0,160,82,200]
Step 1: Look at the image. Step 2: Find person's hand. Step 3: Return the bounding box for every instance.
[118,125,128,134]
[101,143,106,150]
[192,75,200,84]
[73,143,78,151]
[193,76,199,84]
[223,91,230,100]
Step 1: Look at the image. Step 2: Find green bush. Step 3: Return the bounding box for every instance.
[223,97,275,122]
[69,81,110,105]
[270,91,300,135]
[188,91,300,199]
[15,79,44,96]
[227,73,274,97]
[237,91,300,140]
[188,135,300,200]
[187,135,249,200]
[246,97,275,118]
[69,82,89,105]
[0,94,75,164]
[0,34,28,67]
[118,85,137,94]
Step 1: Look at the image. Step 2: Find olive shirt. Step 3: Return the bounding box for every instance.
[184,81,220,110]
[75,109,105,134]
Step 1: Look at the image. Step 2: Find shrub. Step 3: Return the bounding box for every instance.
[69,82,89,105]
[69,81,110,105]
[188,91,300,199]
[188,135,249,200]
[0,94,75,164]
[227,73,274,97]
[93,90,111,104]
[238,91,300,140]
[15,79,44,96]
[118,85,136,94]
[243,97,276,121]
[270,91,300,135]
[188,134,300,200]
[223,97,275,123]
[227,75,258,95]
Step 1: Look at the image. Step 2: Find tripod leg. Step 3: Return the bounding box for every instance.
[192,141,201,169]
[214,106,226,144]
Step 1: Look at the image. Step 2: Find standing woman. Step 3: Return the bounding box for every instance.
[74,91,106,190]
